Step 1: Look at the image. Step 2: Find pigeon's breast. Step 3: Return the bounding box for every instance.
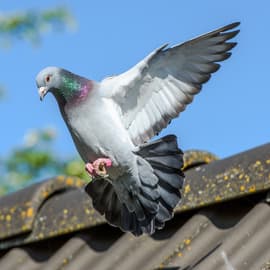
[63,92,134,166]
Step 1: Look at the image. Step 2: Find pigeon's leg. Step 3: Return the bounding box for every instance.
[85,158,112,178]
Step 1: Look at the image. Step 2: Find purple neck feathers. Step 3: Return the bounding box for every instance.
[71,80,93,104]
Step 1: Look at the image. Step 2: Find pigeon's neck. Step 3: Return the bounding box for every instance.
[55,74,93,106]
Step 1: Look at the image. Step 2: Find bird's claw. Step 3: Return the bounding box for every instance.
[85,158,112,178]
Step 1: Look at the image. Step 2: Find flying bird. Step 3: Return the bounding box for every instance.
[36,22,240,236]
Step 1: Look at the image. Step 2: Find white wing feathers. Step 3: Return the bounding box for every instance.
[100,22,240,145]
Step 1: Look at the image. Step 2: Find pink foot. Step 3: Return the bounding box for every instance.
[93,158,112,177]
[85,163,95,176]
[85,158,112,178]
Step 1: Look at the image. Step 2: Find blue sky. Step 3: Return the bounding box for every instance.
[0,1,269,160]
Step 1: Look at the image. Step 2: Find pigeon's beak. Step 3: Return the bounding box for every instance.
[38,86,48,101]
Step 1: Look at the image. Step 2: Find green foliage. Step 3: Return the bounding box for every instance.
[0,128,89,196]
[0,6,75,46]
[0,6,85,196]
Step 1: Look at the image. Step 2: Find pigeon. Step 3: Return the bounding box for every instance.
[36,22,240,236]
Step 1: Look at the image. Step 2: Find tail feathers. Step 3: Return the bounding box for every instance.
[85,179,137,232]
[136,134,184,230]
[114,171,159,234]
[85,179,120,227]
[85,174,158,236]
[85,134,184,236]
[137,134,180,156]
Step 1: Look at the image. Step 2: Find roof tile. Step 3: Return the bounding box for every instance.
[0,144,270,270]
[0,176,84,241]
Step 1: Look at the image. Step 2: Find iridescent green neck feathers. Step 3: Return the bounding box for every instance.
[59,71,92,105]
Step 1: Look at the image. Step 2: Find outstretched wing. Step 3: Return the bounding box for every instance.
[100,22,240,146]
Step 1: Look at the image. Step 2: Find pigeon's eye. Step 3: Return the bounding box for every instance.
[45,75,51,83]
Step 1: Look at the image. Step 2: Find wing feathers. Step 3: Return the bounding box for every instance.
[177,22,240,48]
[101,22,240,145]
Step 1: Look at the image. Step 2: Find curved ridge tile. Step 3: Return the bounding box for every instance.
[0,176,84,241]
[183,150,218,171]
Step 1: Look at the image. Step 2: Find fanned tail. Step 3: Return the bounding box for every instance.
[85,135,184,236]
[136,135,184,230]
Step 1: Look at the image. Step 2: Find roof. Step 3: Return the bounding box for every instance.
[0,143,270,270]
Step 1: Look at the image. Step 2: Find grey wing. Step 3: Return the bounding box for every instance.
[100,22,240,146]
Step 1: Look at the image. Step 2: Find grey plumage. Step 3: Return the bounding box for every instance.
[100,22,240,146]
[36,22,240,236]
[86,135,183,235]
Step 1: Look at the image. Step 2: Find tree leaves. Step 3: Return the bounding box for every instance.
[0,6,76,46]
[0,6,84,196]
[0,128,89,196]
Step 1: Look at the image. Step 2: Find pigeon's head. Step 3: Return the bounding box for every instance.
[36,66,63,101]
[36,66,91,104]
